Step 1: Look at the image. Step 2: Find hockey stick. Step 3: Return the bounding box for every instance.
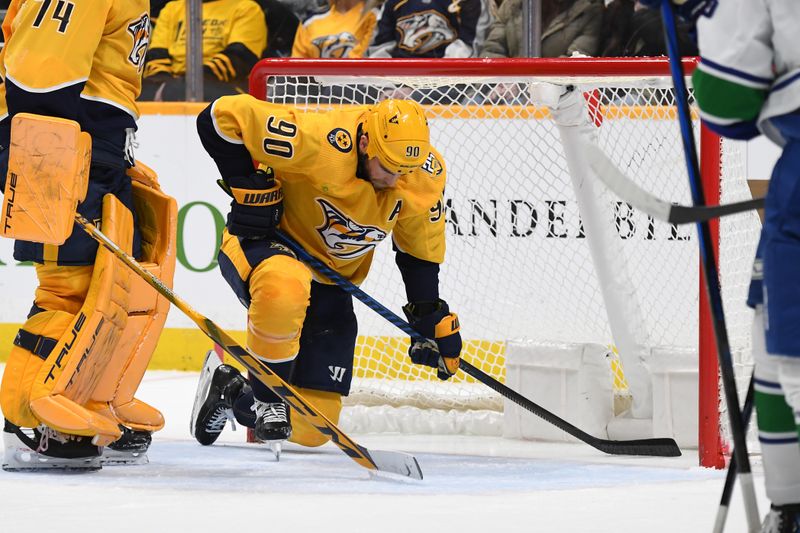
[276,230,682,457]
[659,1,760,530]
[73,214,423,480]
[713,373,755,533]
[585,143,764,225]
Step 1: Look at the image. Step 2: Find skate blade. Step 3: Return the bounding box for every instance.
[100,450,149,466]
[268,441,281,461]
[3,450,101,472]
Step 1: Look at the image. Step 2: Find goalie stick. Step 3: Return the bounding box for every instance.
[584,142,764,225]
[73,214,423,481]
[276,230,682,458]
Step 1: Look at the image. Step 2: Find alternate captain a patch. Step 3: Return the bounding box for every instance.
[327,128,353,153]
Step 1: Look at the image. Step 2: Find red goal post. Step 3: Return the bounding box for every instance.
[247,57,758,469]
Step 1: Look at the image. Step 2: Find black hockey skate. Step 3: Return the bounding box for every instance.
[253,400,291,459]
[762,504,800,533]
[2,419,102,472]
[101,426,152,465]
[191,350,247,446]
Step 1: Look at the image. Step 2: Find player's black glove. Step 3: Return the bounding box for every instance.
[403,299,462,381]
[224,168,283,238]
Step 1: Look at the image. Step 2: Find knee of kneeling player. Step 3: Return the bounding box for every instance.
[247,256,311,361]
[288,388,342,447]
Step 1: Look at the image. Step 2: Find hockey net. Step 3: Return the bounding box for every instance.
[249,58,760,467]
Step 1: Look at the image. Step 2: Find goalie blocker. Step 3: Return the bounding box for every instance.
[0,114,178,471]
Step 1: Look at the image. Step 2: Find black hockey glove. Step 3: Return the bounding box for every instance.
[224,168,283,238]
[403,299,462,381]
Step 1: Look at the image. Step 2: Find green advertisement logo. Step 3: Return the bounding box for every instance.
[176,201,226,272]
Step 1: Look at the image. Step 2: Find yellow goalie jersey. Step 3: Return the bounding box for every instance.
[0,0,150,141]
[291,1,377,58]
[205,94,447,285]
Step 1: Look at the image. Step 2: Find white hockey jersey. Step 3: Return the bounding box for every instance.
[694,0,800,145]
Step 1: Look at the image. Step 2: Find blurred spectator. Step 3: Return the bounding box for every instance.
[151,0,171,24]
[140,0,267,101]
[481,0,603,58]
[368,0,492,58]
[601,0,696,57]
[282,0,329,21]
[257,0,301,57]
[292,0,377,58]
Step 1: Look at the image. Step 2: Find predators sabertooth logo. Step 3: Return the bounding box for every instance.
[127,13,152,72]
[396,11,456,54]
[312,32,359,58]
[316,198,387,259]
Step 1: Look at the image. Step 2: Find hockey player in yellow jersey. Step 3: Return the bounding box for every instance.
[141,0,267,101]
[0,0,178,470]
[291,0,377,58]
[191,96,462,450]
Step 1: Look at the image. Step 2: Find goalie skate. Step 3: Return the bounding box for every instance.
[2,420,102,472]
[190,350,246,445]
[253,400,291,461]
[101,426,151,465]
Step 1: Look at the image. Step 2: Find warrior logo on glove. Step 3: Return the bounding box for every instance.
[404,299,462,380]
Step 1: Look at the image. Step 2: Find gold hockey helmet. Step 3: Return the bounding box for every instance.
[363,99,430,175]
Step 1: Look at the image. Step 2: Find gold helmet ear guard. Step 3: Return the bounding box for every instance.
[363,99,430,174]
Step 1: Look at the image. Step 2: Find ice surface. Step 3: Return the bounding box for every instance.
[0,368,769,532]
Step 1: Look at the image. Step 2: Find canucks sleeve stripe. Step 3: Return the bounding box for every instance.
[697,109,760,140]
[773,68,800,92]
[698,57,772,89]
[693,68,766,125]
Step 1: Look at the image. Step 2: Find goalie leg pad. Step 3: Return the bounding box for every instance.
[91,176,178,432]
[218,232,311,363]
[27,194,135,445]
[0,310,75,428]
[753,307,800,505]
[288,387,342,448]
[1,113,90,245]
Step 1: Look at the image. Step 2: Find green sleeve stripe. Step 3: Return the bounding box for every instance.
[756,390,797,433]
[693,69,767,123]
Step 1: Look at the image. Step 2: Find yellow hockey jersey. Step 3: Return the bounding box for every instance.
[0,0,150,137]
[149,0,266,76]
[205,94,447,285]
[291,2,377,58]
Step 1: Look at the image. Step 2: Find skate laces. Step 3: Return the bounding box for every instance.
[206,406,235,433]
[253,401,287,423]
[35,426,68,453]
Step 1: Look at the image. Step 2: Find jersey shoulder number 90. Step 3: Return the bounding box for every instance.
[263,115,298,159]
